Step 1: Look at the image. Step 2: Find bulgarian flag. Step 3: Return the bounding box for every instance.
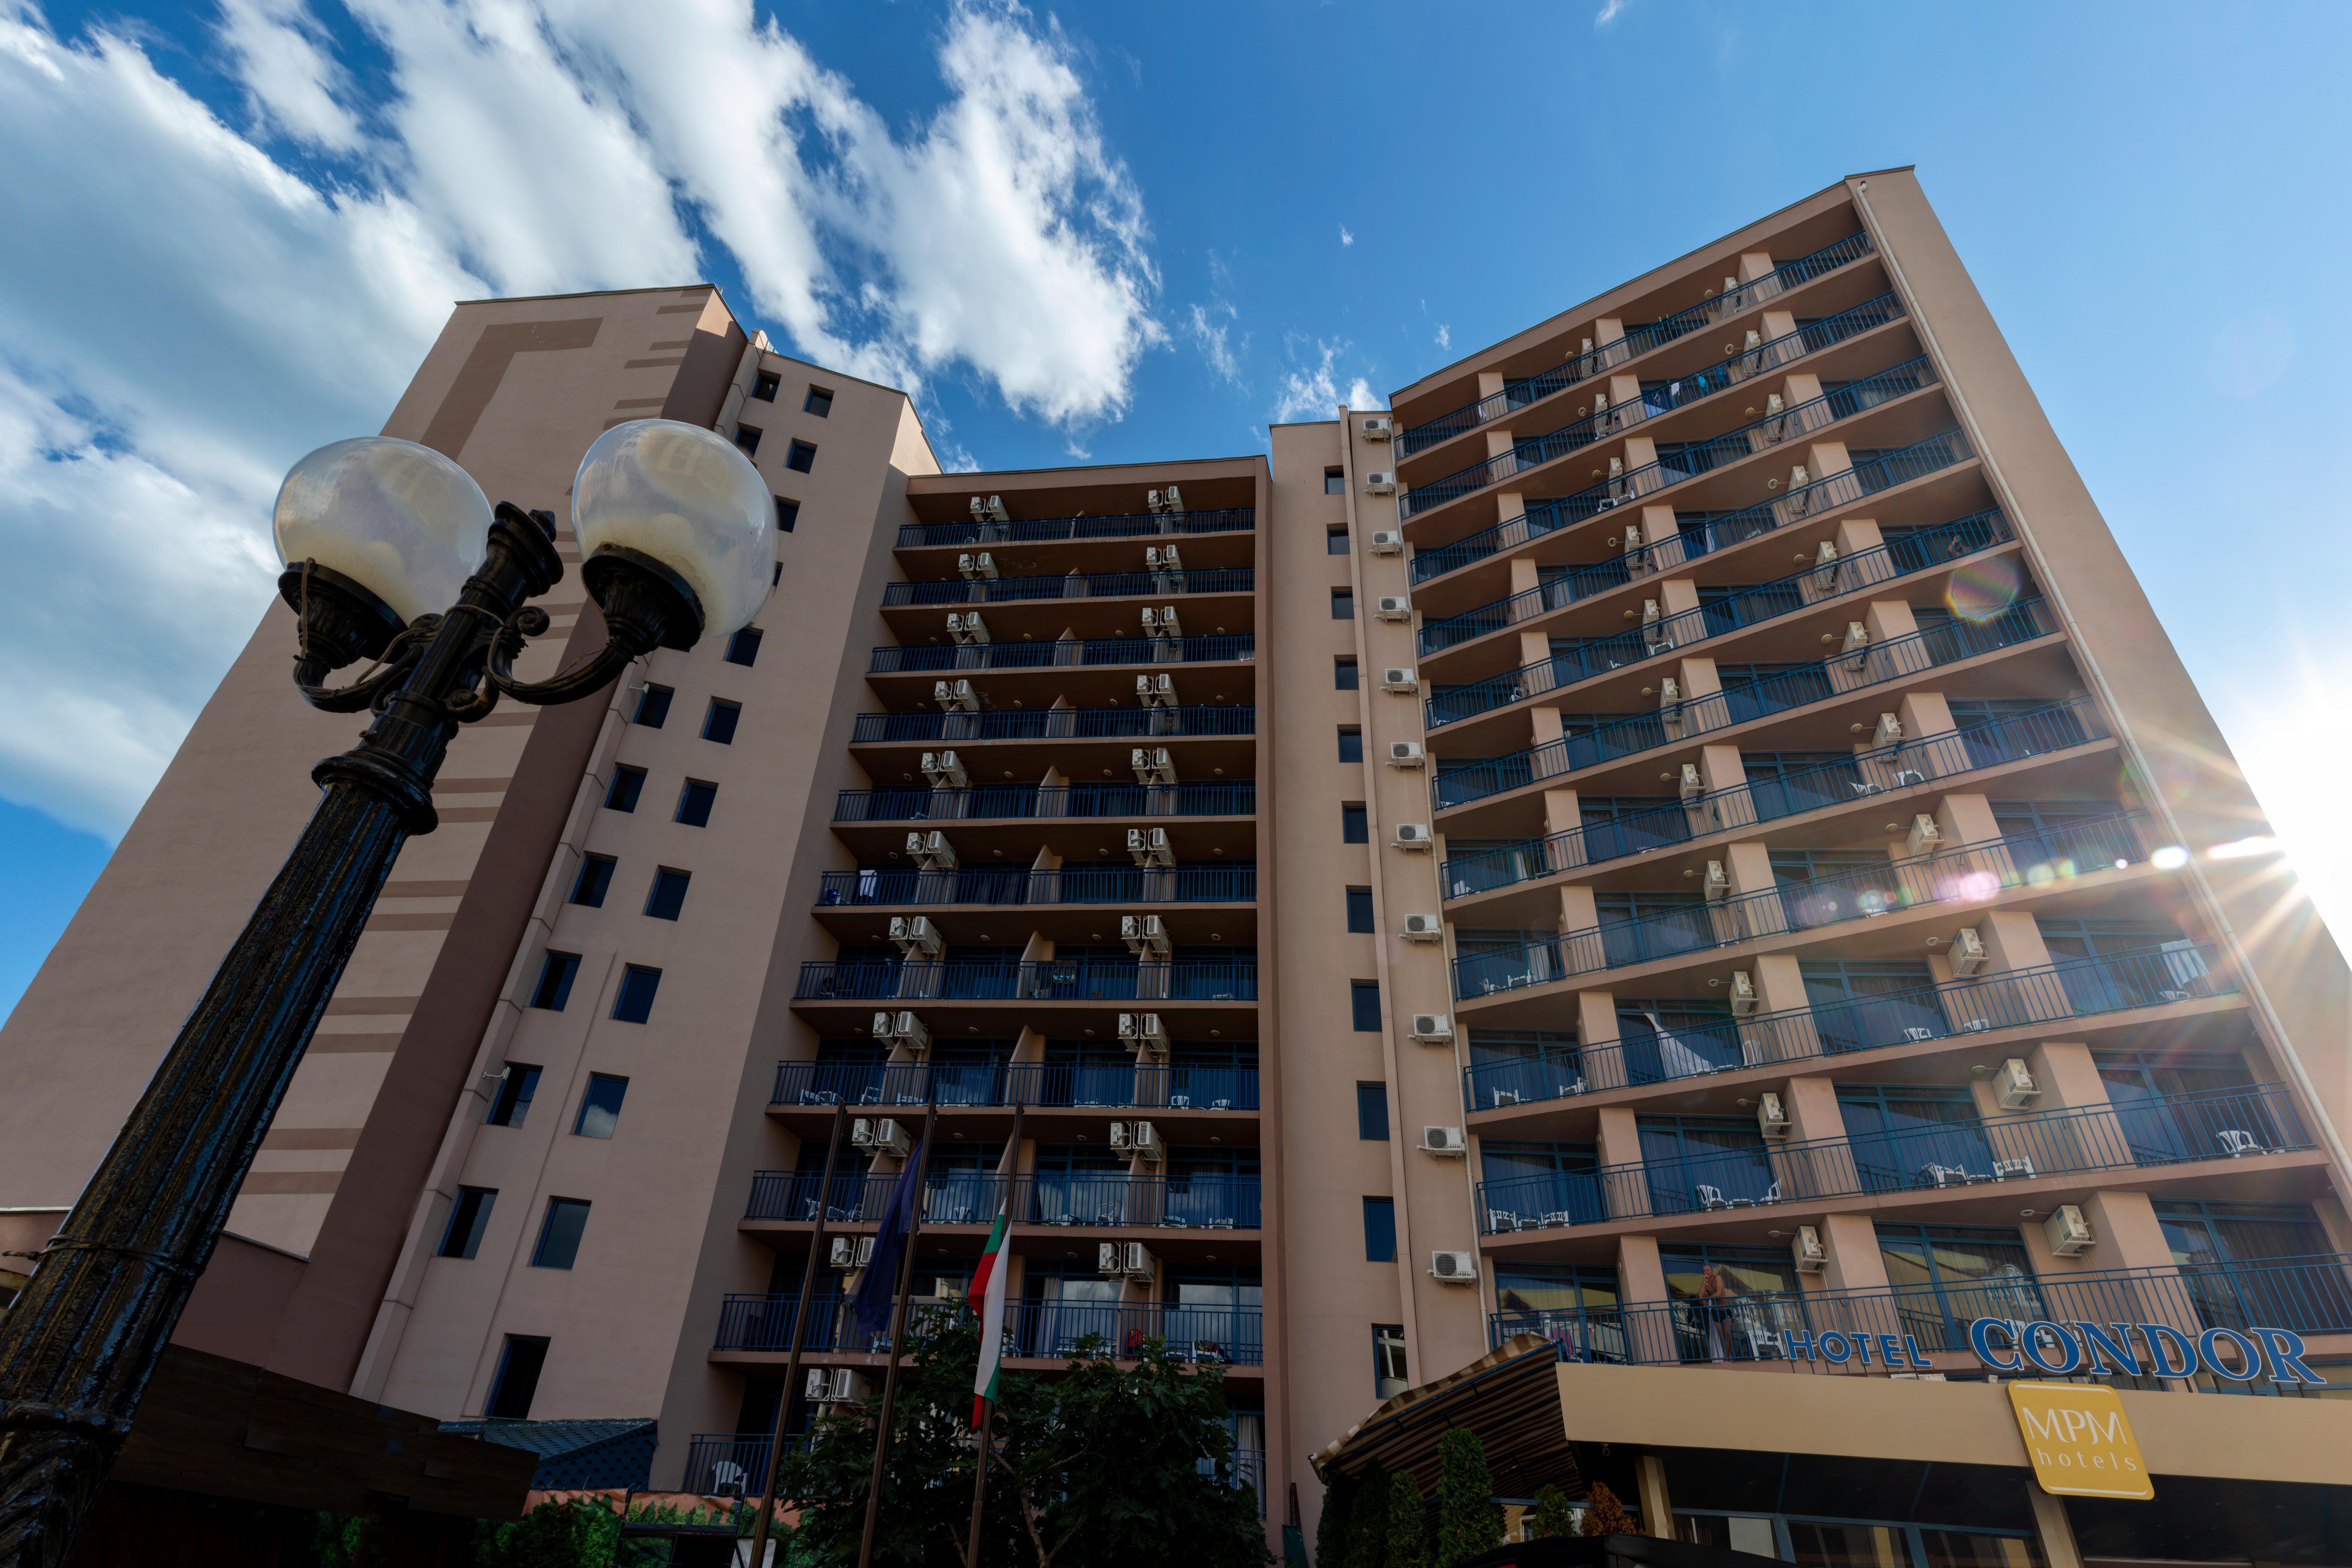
[966,1205,1014,1426]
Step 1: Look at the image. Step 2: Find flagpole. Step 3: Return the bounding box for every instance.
[746,1100,848,1568]
[964,1100,1023,1568]
[856,1101,938,1568]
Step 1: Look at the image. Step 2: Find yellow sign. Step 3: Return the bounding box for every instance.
[2007,1381,2154,1500]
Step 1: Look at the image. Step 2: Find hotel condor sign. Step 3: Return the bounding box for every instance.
[1767,1318,2326,1385]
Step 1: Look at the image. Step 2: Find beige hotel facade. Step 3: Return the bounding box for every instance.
[3,168,2351,1558]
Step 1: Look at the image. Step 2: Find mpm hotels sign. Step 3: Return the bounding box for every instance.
[2007,1382,2154,1500]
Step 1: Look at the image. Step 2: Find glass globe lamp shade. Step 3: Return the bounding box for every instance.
[572,420,773,640]
[272,437,495,625]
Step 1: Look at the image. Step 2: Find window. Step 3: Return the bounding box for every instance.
[1373,1324,1408,1397]
[632,685,673,728]
[486,1335,549,1420]
[703,699,741,744]
[570,855,615,907]
[804,386,834,417]
[1326,468,1346,497]
[786,439,816,473]
[1332,588,1354,619]
[734,426,762,456]
[750,371,780,403]
[532,1199,591,1269]
[530,952,580,1011]
[612,966,662,1024]
[1356,1083,1390,1141]
[1351,980,1382,1032]
[772,562,782,586]
[726,627,764,666]
[676,779,718,827]
[1342,802,1369,843]
[604,766,646,813]
[644,868,691,921]
[1346,886,1375,933]
[574,1075,629,1138]
[1335,657,1359,691]
[1362,1199,1397,1263]
[1338,726,1363,763]
[486,1065,541,1127]
[1327,525,1349,553]
[774,497,800,533]
[438,1187,496,1259]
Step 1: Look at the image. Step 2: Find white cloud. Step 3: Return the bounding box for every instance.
[1435,324,1451,350]
[1187,301,1241,385]
[216,0,365,150]
[1339,224,1353,247]
[1272,341,1386,422]
[1595,0,1630,23]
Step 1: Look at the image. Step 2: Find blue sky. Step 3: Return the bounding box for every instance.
[3,0,2349,1018]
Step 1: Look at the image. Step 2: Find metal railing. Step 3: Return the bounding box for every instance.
[1397,233,1876,455]
[715,1293,1264,1364]
[774,1060,1260,1111]
[851,705,1255,744]
[1486,1254,2352,1367]
[819,865,1255,907]
[1454,809,2149,998]
[833,780,1256,822]
[794,957,1259,1003]
[1440,694,2100,897]
[870,634,1253,674]
[1411,416,1964,589]
[897,508,1255,549]
[1432,595,2052,810]
[1463,941,2231,1111]
[883,567,1255,606]
[747,1171,1262,1230]
[1476,1083,2312,1233]
[1403,353,1934,518]
[681,1434,796,1497]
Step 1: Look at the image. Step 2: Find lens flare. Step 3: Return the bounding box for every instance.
[2152,845,2191,870]
[1946,554,2023,623]
[2209,836,2282,861]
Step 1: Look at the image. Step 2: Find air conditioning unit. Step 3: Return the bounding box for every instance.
[1122,914,1171,956]
[1382,668,1419,692]
[872,1010,931,1055]
[1118,1012,1169,1054]
[1142,604,1182,638]
[1127,827,1174,868]
[1369,530,1404,555]
[1793,1225,1826,1274]
[907,830,957,870]
[829,1235,876,1270]
[1409,1013,1454,1044]
[807,1367,870,1404]
[1873,712,1904,749]
[1641,600,1671,653]
[957,552,999,581]
[1364,473,1398,496]
[1374,595,1411,621]
[1131,747,1176,785]
[1619,520,1644,554]
[1906,815,1942,857]
[1757,1092,1790,1138]
[1096,1240,1158,1282]
[1137,672,1177,708]
[889,916,942,958]
[1949,926,1987,976]
[1362,415,1394,440]
[1145,544,1183,572]
[935,678,978,712]
[1702,860,1729,901]
[1420,1126,1467,1157]
[946,610,989,644]
[1109,1121,1163,1162]
[2045,1205,2095,1256]
[1729,970,1757,1016]
[1394,823,1434,851]
[968,495,1009,524]
[1996,1058,2040,1110]
[921,750,967,788]
[1678,763,1703,803]
[1401,914,1444,943]
[1839,622,1869,672]
[1658,676,1681,718]
[851,1117,912,1159]
[1147,485,1185,515]
[1387,741,1425,768]
[1430,1251,1478,1282]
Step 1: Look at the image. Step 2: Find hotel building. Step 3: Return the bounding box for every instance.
[3,168,2349,1558]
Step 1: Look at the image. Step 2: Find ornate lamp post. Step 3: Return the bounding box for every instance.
[0,421,776,1564]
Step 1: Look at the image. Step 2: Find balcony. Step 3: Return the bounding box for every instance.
[746,1170,1262,1230]
[1402,348,1932,520]
[870,634,1253,675]
[882,566,1255,607]
[1485,1254,2352,1366]
[1476,1083,2315,1234]
[850,705,1255,744]
[773,1059,1259,1111]
[819,864,1255,907]
[896,507,1255,550]
[1442,696,2104,900]
[1411,426,1975,588]
[1397,232,1878,457]
[1463,942,2233,1112]
[795,956,1258,1003]
[681,1432,1264,1514]
[1432,596,2056,812]
[714,1293,1264,1365]
[1425,507,2009,730]
[1453,809,2151,999]
[833,780,1256,823]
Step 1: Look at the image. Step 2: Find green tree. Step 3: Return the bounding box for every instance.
[1346,1466,1391,1568]
[1434,1429,1502,1568]
[1316,1473,1358,1568]
[1383,1472,1424,1568]
[1579,1483,1635,1538]
[1525,1486,1578,1542]
[471,1496,622,1566]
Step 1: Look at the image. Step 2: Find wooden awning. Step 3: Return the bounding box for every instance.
[1310,1334,1578,1498]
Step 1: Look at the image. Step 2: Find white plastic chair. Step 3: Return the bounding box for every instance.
[2218,1129,2267,1157]
[1696,1185,1729,1211]
[1992,1158,2035,1180]
[711,1461,748,1496]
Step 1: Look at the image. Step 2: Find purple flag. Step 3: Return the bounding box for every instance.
[849,1135,927,1334]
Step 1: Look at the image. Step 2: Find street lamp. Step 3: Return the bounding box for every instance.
[0,421,774,1564]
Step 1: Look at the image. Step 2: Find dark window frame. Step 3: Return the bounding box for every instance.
[612,964,662,1024]
[438,1186,497,1259]
[1351,980,1382,1032]
[575,1074,629,1139]
[750,371,780,403]
[570,854,615,908]
[1346,886,1375,933]
[645,867,691,922]
[531,1197,591,1269]
[1363,1198,1397,1262]
[1342,802,1369,843]
[1356,1083,1391,1141]
[485,1335,549,1419]
[804,386,834,417]
[703,699,742,745]
[604,766,646,813]
[774,497,800,532]
[632,684,673,728]
[1335,657,1359,691]
[726,628,764,666]
[786,439,817,473]
[676,779,718,827]
[1332,587,1355,619]
[530,952,580,1011]
[734,426,762,456]
[486,1065,541,1127]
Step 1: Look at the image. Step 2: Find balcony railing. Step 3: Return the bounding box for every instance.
[1411,421,1969,589]
[680,1434,798,1497]
[833,780,1256,823]
[1486,1254,2352,1368]
[795,957,1258,1003]
[715,1293,1264,1364]
[1402,352,1935,518]
[1397,232,1877,455]
[774,1059,1259,1111]
[1426,502,2003,730]
[1433,595,2052,810]
[1454,810,2149,998]
[897,508,1255,549]
[747,1171,1262,1230]
[1477,1083,2312,1233]
[850,705,1255,744]
[883,567,1255,606]
[1441,694,2101,898]
[819,865,1255,907]
[1464,941,2231,1111]
[870,634,1253,674]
